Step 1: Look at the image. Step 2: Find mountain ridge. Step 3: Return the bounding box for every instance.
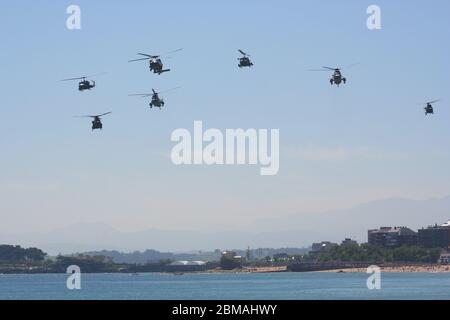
[2,196,449,255]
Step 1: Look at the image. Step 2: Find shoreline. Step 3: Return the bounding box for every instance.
[2,265,450,275]
[318,265,450,273]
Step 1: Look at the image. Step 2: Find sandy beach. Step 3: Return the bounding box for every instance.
[319,265,450,273]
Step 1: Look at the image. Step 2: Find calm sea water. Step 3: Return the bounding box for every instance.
[0,272,449,300]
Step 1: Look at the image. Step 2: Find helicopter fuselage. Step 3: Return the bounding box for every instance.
[425,104,434,115]
[330,70,346,86]
[150,95,165,108]
[238,57,253,68]
[92,118,103,130]
[79,80,95,91]
[150,59,170,75]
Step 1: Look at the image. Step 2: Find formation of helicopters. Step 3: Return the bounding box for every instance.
[61,48,442,131]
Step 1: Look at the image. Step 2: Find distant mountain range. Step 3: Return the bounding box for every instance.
[2,196,449,255]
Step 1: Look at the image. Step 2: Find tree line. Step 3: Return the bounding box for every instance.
[0,245,46,263]
[314,244,442,264]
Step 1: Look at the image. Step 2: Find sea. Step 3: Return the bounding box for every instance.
[0,272,449,300]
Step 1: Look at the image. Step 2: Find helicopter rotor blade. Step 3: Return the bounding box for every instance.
[138,53,157,58]
[158,86,181,94]
[344,63,359,70]
[61,72,106,81]
[129,49,181,61]
[165,48,183,55]
[61,77,86,82]
[131,87,181,96]
[85,72,107,78]
[129,93,152,97]
[157,49,183,59]
[418,99,441,105]
[75,115,96,119]
[128,53,158,62]
[239,49,250,56]
[76,112,111,118]
[322,66,337,71]
[129,57,151,63]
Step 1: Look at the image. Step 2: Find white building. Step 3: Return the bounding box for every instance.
[438,253,450,265]
[169,261,207,266]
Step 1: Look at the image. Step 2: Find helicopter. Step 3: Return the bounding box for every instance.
[238,50,253,68]
[129,87,180,109]
[77,112,112,131]
[61,73,106,91]
[310,65,357,87]
[128,49,183,75]
[421,99,441,115]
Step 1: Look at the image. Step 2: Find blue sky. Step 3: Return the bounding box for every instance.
[0,0,449,235]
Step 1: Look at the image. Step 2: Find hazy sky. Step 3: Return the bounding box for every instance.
[0,0,450,235]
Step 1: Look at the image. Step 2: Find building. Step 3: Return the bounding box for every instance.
[311,241,338,253]
[341,238,358,246]
[220,251,242,270]
[438,253,450,265]
[221,251,244,262]
[169,261,207,266]
[221,251,238,259]
[273,253,290,261]
[418,220,450,250]
[368,227,418,248]
[166,260,210,272]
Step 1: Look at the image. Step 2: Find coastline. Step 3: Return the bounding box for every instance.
[318,265,450,273]
[204,265,450,274]
[203,266,288,274]
[2,264,450,275]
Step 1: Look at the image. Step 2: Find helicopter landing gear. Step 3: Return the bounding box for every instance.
[343,78,347,84]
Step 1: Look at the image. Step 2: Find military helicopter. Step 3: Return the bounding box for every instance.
[61,73,106,91]
[128,49,183,75]
[238,50,253,68]
[421,99,441,115]
[310,65,357,87]
[77,112,112,131]
[129,87,180,109]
